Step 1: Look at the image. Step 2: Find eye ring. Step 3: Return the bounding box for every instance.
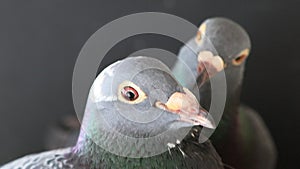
[232,54,247,65]
[118,81,147,104]
[121,86,139,101]
[232,49,249,66]
[195,30,202,43]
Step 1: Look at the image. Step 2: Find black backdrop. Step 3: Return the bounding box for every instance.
[0,1,299,168]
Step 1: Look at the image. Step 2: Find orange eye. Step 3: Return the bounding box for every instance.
[232,49,249,66]
[121,86,139,101]
[232,54,247,65]
[195,30,202,43]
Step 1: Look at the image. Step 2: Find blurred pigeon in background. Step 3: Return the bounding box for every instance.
[44,115,80,150]
[2,57,224,169]
[172,17,277,169]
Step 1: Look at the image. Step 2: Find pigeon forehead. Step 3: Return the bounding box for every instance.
[203,17,251,60]
[131,68,179,92]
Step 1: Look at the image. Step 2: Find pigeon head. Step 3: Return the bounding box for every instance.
[196,17,251,65]
[173,17,251,92]
[195,17,251,85]
[78,56,215,156]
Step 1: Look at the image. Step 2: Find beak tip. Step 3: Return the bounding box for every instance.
[203,113,216,129]
[195,110,216,129]
[203,121,216,129]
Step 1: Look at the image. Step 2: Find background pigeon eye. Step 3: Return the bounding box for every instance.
[232,49,249,66]
[195,23,206,45]
[195,30,202,43]
[232,54,247,65]
[121,86,139,101]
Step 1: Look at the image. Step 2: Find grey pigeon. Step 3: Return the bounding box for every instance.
[2,56,224,169]
[172,17,277,169]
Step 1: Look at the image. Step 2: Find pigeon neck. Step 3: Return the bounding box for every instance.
[224,65,244,118]
[200,65,244,121]
[73,119,107,159]
[73,99,115,159]
[73,131,104,156]
[207,65,244,145]
[224,82,242,119]
[73,128,189,169]
[74,101,180,160]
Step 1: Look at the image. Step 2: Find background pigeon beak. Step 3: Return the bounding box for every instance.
[155,88,215,129]
[197,51,225,87]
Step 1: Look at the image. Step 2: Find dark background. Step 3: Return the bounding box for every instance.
[0,0,299,168]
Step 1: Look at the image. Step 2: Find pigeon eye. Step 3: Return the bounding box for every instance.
[121,86,139,101]
[195,23,206,45]
[232,49,249,66]
[232,55,247,65]
[195,30,202,43]
[118,81,147,104]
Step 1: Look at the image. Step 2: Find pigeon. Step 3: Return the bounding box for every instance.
[1,56,225,169]
[44,115,80,150]
[172,17,277,169]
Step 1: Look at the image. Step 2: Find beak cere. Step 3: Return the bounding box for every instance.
[197,51,225,87]
[155,88,215,129]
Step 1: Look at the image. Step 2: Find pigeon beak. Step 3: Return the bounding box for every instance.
[155,87,215,129]
[197,51,225,87]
